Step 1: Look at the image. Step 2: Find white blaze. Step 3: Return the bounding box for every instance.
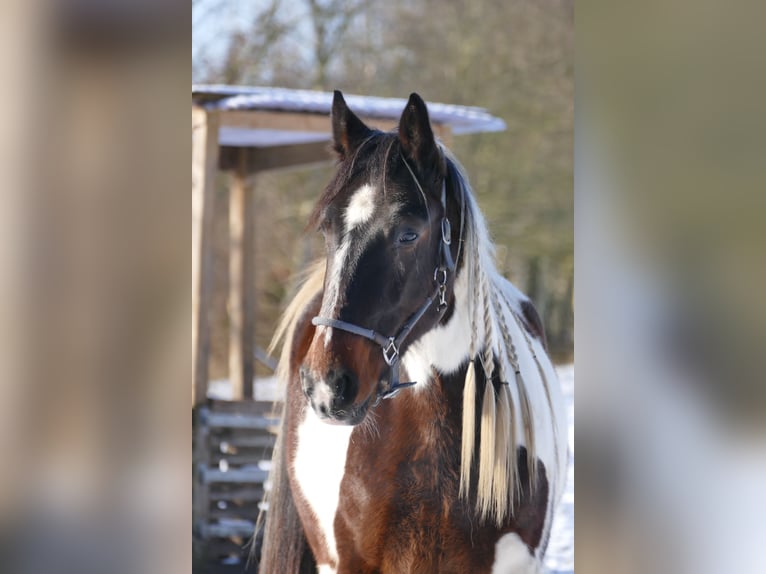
[318,184,377,346]
[344,184,376,232]
[320,240,351,346]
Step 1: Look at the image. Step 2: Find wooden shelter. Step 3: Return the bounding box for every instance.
[191,85,505,405]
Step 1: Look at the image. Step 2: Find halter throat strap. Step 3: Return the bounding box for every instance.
[311,166,460,402]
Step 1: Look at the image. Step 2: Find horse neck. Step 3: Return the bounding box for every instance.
[400,167,504,382]
[400,262,481,385]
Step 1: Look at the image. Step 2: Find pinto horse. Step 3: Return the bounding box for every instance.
[257,91,567,573]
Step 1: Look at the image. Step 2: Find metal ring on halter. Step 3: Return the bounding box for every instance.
[441,218,452,245]
[382,338,399,366]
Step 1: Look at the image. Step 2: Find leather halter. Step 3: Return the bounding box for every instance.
[312,162,464,403]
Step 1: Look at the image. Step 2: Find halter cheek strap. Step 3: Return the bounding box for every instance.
[311,175,461,403]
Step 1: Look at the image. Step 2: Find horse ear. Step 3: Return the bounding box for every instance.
[398,93,445,179]
[332,90,371,159]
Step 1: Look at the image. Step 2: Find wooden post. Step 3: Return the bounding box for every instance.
[436,125,454,149]
[192,107,219,405]
[228,150,256,400]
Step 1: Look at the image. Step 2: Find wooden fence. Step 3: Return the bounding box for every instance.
[193,400,279,573]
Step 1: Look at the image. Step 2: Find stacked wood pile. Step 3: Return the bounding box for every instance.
[193,400,279,573]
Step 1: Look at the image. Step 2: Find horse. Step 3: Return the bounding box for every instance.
[257,91,568,573]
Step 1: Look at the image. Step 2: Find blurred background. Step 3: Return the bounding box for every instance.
[0,1,763,573]
[192,0,574,377]
[576,2,766,572]
[192,3,573,571]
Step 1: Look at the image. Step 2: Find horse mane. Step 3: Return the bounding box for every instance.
[255,261,325,573]
[444,146,552,526]
[267,260,326,384]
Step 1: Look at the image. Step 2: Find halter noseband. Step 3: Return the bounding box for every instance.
[311,164,463,403]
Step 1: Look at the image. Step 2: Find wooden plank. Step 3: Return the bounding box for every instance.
[220,109,452,138]
[228,150,256,400]
[197,521,256,539]
[201,537,251,556]
[197,561,251,574]
[211,434,276,452]
[254,346,278,371]
[207,399,276,415]
[438,125,454,148]
[210,486,266,502]
[192,106,220,405]
[220,109,398,134]
[211,453,274,466]
[210,501,262,520]
[199,407,278,429]
[218,140,333,173]
[199,466,270,484]
[218,109,452,169]
[221,110,449,137]
[215,443,274,455]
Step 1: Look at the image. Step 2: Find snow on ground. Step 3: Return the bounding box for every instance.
[545,364,574,574]
[208,376,280,402]
[208,365,574,572]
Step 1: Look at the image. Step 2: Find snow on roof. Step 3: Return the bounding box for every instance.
[192,85,506,144]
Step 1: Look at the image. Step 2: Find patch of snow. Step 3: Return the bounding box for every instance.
[207,376,280,402]
[193,85,507,135]
[544,364,574,574]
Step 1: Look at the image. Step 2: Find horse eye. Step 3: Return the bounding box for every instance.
[398,231,418,244]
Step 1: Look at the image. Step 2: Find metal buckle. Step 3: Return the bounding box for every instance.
[438,284,448,308]
[441,218,452,245]
[382,338,399,365]
[434,266,448,308]
[434,267,447,286]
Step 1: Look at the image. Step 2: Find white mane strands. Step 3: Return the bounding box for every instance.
[268,260,326,385]
[459,359,476,498]
[478,374,497,521]
[506,294,560,483]
[493,384,515,520]
[497,289,540,488]
[515,366,538,487]
[446,145,540,527]
[459,231,482,498]
[477,266,498,522]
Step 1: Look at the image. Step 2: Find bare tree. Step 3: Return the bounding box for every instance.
[305,0,369,88]
[195,0,292,85]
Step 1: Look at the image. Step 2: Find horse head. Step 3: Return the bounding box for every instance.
[299,91,460,425]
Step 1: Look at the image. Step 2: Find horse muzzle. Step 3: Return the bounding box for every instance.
[299,365,368,425]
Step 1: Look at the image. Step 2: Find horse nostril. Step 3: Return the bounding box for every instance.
[333,373,346,395]
[299,366,315,396]
[331,369,357,403]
